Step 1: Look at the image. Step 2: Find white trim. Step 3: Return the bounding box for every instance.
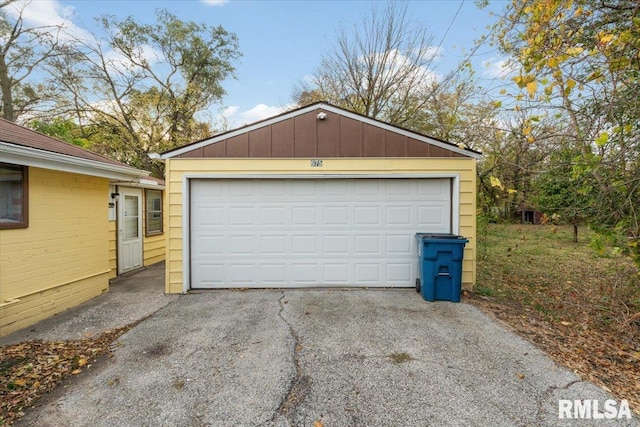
[0,143,149,181]
[182,177,191,293]
[117,187,144,274]
[181,173,461,291]
[161,103,482,160]
[111,179,166,190]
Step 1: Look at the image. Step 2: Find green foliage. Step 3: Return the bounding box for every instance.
[47,8,240,176]
[29,118,90,148]
[492,0,640,248]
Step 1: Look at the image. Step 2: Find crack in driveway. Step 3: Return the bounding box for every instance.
[535,379,585,424]
[271,292,311,424]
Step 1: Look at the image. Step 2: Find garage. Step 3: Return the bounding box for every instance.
[158,102,480,293]
[190,177,451,288]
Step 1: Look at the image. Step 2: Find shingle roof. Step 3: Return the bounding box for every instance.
[0,117,133,168]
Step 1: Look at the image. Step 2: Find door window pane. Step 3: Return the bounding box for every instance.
[124,195,139,239]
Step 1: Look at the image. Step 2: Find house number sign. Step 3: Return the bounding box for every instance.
[310,159,323,167]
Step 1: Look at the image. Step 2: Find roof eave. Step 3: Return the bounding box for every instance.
[1,142,149,181]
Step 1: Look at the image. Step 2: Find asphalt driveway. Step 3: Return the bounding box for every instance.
[3,266,637,426]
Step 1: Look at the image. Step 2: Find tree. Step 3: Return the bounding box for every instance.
[28,117,89,147]
[48,9,240,176]
[491,0,640,253]
[0,0,65,121]
[532,148,596,242]
[293,2,441,128]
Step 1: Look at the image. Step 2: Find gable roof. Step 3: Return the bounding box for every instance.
[0,118,149,181]
[160,102,482,160]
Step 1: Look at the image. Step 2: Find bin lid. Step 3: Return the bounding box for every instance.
[415,233,466,240]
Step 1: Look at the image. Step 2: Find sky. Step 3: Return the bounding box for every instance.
[8,0,509,129]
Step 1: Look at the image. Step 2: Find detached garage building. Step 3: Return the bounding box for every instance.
[159,102,480,294]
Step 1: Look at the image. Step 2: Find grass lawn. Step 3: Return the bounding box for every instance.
[468,223,640,414]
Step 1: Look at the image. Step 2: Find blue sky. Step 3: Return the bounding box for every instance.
[11,0,508,128]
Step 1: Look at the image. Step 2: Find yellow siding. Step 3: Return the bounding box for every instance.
[143,233,166,266]
[108,220,117,279]
[142,189,167,267]
[164,158,477,294]
[0,168,110,336]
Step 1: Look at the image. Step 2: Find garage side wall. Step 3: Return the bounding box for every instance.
[165,158,476,294]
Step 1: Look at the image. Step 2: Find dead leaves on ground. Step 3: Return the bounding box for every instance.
[475,224,640,414]
[0,325,134,425]
[468,293,640,416]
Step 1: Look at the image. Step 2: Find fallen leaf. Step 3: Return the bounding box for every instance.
[71,369,82,375]
[313,420,324,427]
[517,373,525,380]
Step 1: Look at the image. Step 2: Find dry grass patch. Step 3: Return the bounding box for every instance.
[470,224,640,414]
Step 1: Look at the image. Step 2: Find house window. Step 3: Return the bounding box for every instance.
[145,189,163,235]
[0,163,28,229]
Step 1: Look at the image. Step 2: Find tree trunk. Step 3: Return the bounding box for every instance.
[573,223,578,243]
[0,55,15,121]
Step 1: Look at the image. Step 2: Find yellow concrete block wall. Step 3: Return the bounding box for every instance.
[164,158,477,294]
[0,168,110,336]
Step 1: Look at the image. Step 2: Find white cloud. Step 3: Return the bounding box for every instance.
[482,56,519,79]
[221,103,291,128]
[416,46,444,63]
[200,0,230,6]
[5,0,92,41]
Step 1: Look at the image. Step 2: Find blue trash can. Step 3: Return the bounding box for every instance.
[415,233,468,302]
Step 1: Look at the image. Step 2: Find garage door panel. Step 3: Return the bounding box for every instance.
[292,235,317,253]
[355,235,380,253]
[355,263,381,283]
[190,178,451,288]
[323,206,349,225]
[386,235,412,254]
[418,206,447,226]
[323,235,349,254]
[386,206,412,225]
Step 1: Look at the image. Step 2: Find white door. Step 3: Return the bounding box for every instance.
[189,178,452,289]
[117,188,143,274]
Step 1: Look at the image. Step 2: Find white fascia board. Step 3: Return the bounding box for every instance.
[162,102,481,159]
[0,143,149,181]
[112,178,166,190]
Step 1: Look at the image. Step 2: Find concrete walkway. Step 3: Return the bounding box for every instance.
[0,263,177,346]
[2,265,636,426]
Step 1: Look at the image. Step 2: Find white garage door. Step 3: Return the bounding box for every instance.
[190,178,451,289]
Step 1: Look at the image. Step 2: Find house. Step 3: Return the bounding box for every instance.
[156,102,481,293]
[0,118,165,337]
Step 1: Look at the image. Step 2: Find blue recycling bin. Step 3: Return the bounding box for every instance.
[415,233,468,302]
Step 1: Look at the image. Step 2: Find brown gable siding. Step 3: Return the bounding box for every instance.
[249,126,271,157]
[294,111,317,157]
[317,111,340,157]
[175,108,467,159]
[272,119,294,157]
[364,123,385,157]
